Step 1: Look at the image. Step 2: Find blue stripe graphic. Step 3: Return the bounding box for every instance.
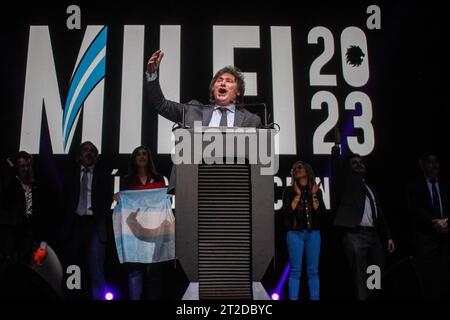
[62,26,107,149]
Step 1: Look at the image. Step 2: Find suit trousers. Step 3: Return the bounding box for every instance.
[64,214,106,300]
[414,233,450,299]
[342,227,385,300]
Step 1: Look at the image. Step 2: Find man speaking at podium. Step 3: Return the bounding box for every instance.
[144,50,262,193]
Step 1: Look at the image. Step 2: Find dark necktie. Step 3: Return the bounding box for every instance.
[430,179,443,219]
[219,107,228,127]
[361,180,377,223]
[77,167,89,216]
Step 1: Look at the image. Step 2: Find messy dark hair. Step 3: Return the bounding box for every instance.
[9,150,33,178]
[11,151,32,167]
[346,152,364,168]
[209,66,245,104]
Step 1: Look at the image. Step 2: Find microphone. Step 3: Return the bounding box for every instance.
[182,103,185,128]
[171,101,279,130]
[236,103,280,130]
[172,101,215,131]
[172,104,192,131]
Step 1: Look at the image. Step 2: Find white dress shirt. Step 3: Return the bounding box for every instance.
[360,183,378,227]
[208,105,236,127]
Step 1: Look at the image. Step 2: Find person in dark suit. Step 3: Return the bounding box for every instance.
[407,152,449,299]
[61,141,112,300]
[331,132,395,300]
[0,151,50,298]
[144,50,262,193]
[0,151,44,265]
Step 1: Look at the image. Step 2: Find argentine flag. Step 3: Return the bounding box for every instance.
[113,188,175,263]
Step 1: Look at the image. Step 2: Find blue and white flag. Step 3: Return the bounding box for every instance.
[113,188,175,264]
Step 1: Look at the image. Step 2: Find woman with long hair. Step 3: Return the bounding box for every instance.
[113,145,166,300]
[282,160,325,300]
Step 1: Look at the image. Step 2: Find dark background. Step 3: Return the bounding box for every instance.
[1,0,448,299]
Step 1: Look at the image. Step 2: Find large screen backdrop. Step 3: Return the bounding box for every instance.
[1,1,448,299]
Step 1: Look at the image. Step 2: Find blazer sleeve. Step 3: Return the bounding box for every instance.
[144,76,184,123]
[408,183,435,230]
[282,186,295,215]
[376,204,393,241]
[330,144,344,211]
[254,114,262,128]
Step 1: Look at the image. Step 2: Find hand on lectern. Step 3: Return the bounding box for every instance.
[147,50,164,73]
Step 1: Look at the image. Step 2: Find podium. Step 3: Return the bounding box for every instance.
[173,126,277,300]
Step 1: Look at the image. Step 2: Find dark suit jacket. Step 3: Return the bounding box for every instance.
[61,162,112,243]
[282,186,326,231]
[144,79,262,128]
[144,77,262,193]
[0,172,41,229]
[0,172,43,260]
[331,146,392,241]
[407,178,449,236]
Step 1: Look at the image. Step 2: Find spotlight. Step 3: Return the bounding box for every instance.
[105,292,114,300]
[272,263,290,300]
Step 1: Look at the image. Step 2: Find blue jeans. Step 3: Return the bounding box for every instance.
[287,230,321,300]
[65,216,106,300]
[128,269,143,300]
[128,262,164,300]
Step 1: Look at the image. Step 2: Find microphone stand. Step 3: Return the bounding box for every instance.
[171,102,280,131]
[172,102,215,131]
[172,104,190,131]
[236,102,279,130]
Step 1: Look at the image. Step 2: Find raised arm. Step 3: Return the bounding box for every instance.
[330,125,344,211]
[147,50,164,74]
[144,50,184,123]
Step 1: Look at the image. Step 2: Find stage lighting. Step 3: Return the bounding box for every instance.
[105,292,114,300]
[271,293,280,300]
